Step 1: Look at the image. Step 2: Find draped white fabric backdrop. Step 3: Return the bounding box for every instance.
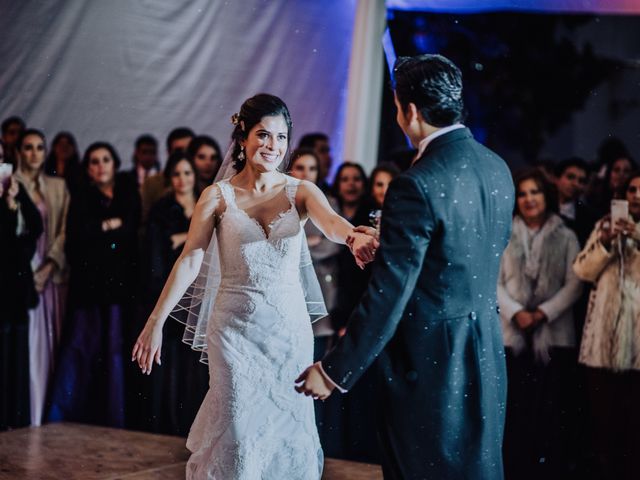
[0,0,356,169]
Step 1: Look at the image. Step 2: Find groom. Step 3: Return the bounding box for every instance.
[296,54,514,479]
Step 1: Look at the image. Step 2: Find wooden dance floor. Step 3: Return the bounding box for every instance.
[0,423,382,479]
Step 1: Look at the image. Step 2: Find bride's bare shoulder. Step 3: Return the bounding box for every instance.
[197,183,226,217]
[200,183,222,201]
[290,177,321,196]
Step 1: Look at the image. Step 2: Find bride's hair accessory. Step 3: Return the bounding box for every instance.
[231,113,245,133]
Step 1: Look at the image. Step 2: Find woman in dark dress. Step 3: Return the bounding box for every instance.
[187,135,222,193]
[0,170,43,430]
[368,163,401,212]
[48,142,140,427]
[325,162,400,462]
[44,132,82,195]
[333,163,400,327]
[328,162,382,463]
[588,154,637,220]
[139,151,208,435]
[332,162,370,333]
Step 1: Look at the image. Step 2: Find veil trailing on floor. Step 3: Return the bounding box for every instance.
[170,141,328,364]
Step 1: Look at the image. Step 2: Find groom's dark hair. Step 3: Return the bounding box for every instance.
[392,54,466,127]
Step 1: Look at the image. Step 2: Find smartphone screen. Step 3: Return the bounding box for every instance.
[611,199,629,229]
[0,163,13,189]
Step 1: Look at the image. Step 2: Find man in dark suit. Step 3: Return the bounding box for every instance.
[123,134,160,192]
[553,156,597,248]
[296,54,514,479]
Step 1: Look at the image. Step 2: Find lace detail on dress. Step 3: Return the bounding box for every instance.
[185,175,322,480]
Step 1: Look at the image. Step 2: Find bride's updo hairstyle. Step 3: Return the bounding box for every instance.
[230,93,293,171]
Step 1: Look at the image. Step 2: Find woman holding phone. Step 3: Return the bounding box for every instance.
[14,129,70,426]
[0,143,43,429]
[573,171,640,480]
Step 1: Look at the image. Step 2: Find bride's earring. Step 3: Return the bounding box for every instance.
[238,146,245,161]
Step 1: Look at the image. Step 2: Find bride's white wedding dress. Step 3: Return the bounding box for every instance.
[185,176,323,479]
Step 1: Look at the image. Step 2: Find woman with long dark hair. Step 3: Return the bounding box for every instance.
[369,163,401,210]
[14,129,70,426]
[187,135,222,192]
[141,151,208,435]
[588,154,637,219]
[48,142,140,427]
[288,148,340,345]
[288,148,344,456]
[44,131,82,194]
[0,148,43,429]
[331,162,369,333]
[574,171,640,480]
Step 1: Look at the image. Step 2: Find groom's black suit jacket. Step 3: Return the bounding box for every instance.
[323,128,514,479]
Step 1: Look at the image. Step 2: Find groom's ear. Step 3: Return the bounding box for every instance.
[407,102,420,125]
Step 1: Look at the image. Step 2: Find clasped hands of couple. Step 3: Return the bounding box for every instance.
[294,225,379,401]
[347,225,379,269]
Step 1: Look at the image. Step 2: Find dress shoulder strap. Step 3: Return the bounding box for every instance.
[284,175,301,204]
[215,179,236,208]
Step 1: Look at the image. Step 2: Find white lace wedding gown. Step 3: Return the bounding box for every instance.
[185,176,323,479]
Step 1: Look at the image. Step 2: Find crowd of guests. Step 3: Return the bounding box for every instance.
[500,142,640,480]
[1,113,639,478]
[0,119,227,434]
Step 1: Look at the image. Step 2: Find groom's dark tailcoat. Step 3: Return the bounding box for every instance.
[323,128,514,479]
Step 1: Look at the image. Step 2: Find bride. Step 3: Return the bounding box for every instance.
[132,93,377,479]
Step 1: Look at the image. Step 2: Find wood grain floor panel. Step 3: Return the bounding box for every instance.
[0,423,382,479]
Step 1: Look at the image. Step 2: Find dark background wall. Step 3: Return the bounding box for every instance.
[380,11,640,170]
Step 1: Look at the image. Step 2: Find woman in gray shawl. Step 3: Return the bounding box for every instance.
[498,168,582,480]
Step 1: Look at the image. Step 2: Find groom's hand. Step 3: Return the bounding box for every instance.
[295,362,335,401]
[353,225,379,239]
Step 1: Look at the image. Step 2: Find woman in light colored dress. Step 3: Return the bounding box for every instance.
[15,129,69,426]
[132,94,376,479]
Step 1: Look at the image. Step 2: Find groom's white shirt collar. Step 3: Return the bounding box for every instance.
[413,123,465,165]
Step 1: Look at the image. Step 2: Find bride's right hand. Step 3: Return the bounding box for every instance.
[132,320,163,375]
[347,227,380,268]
